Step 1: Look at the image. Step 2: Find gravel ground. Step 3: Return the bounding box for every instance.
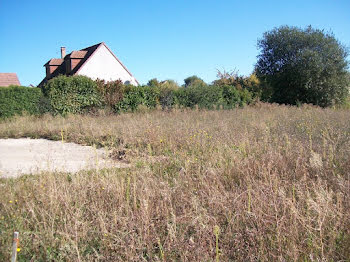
[0,138,124,178]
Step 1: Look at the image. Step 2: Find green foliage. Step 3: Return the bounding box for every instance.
[37,95,54,114]
[159,80,180,90]
[43,75,102,115]
[115,79,253,112]
[184,75,207,87]
[213,70,241,87]
[176,85,220,108]
[147,78,160,87]
[0,76,254,119]
[147,79,180,90]
[95,79,124,110]
[243,73,262,98]
[115,85,160,112]
[158,86,177,110]
[145,76,252,110]
[256,25,349,107]
[158,87,176,109]
[214,70,262,99]
[164,83,253,109]
[2,74,253,119]
[221,85,252,108]
[149,80,179,110]
[0,86,44,118]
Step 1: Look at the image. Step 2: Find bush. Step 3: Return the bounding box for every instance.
[113,82,254,112]
[175,85,219,108]
[42,75,101,115]
[95,79,125,110]
[115,85,159,112]
[37,96,54,114]
[196,85,223,109]
[238,88,253,106]
[220,85,242,108]
[175,84,253,109]
[214,70,262,98]
[159,86,176,109]
[0,86,44,118]
[184,75,207,87]
[145,80,179,110]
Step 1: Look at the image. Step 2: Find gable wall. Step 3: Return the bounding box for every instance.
[77,45,138,85]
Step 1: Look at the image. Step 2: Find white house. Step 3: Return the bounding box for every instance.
[38,42,138,87]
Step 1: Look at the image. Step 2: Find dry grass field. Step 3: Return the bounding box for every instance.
[0,104,350,261]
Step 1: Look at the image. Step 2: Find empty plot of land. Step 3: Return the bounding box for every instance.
[0,138,123,178]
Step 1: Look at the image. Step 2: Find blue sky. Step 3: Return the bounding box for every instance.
[1,0,349,86]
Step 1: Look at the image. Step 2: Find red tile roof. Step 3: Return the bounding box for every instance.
[0,73,21,87]
[69,51,88,58]
[47,59,64,65]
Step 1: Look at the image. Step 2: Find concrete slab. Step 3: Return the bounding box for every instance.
[0,138,123,178]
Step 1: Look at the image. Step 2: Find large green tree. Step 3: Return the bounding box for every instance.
[256,25,349,107]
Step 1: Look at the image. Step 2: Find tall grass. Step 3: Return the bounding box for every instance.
[0,104,350,261]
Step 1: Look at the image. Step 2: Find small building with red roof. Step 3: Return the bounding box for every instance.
[0,73,21,87]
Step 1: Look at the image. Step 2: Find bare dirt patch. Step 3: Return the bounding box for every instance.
[0,138,126,178]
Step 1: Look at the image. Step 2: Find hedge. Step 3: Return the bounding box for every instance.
[0,77,255,119]
[114,84,253,112]
[0,86,46,118]
[115,85,160,112]
[42,75,102,115]
[174,84,253,109]
[175,85,223,109]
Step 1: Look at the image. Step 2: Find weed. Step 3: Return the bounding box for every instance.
[0,105,349,261]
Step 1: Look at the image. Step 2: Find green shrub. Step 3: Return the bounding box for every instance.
[144,79,179,110]
[220,85,253,108]
[238,88,253,106]
[184,75,207,87]
[37,96,54,114]
[42,75,102,115]
[159,86,176,109]
[115,85,159,112]
[113,82,254,111]
[143,86,160,108]
[115,85,144,112]
[174,84,253,109]
[175,86,198,108]
[220,85,241,108]
[175,85,219,108]
[0,86,44,118]
[95,79,125,110]
[147,78,160,87]
[195,85,223,109]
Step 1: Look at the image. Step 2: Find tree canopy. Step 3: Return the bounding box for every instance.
[255,25,349,107]
[184,75,206,87]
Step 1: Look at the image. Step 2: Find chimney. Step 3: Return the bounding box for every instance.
[61,47,66,59]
